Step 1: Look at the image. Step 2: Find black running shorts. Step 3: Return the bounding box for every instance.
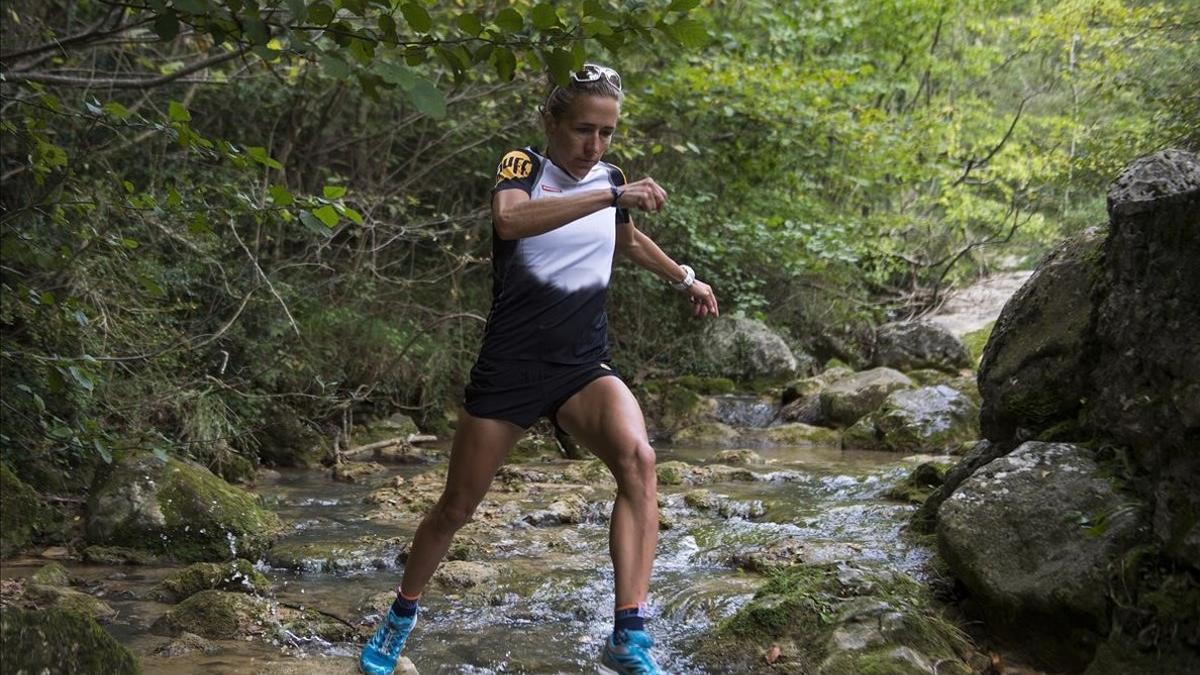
[463,357,620,430]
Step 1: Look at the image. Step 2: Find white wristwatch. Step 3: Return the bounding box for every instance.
[673,264,696,290]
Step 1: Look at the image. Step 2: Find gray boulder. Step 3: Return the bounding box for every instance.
[842,385,978,453]
[873,321,971,373]
[937,442,1144,671]
[697,316,798,380]
[819,367,914,427]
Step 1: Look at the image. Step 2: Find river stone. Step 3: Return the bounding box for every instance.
[911,440,1011,532]
[0,606,138,674]
[753,423,841,447]
[713,449,766,465]
[150,558,271,603]
[697,316,799,381]
[819,368,914,427]
[81,545,160,565]
[152,589,273,639]
[872,321,971,373]
[779,368,852,424]
[1,465,51,559]
[154,631,220,657]
[1091,149,1200,565]
[710,394,781,428]
[670,421,740,447]
[266,535,407,573]
[977,227,1105,442]
[521,493,587,526]
[936,442,1143,671]
[433,560,498,590]
[842,385,979,453]
[24,583,118,623]
[86,451,282,563]
[29,562,70,586]
[330,461,388,483]
[730,537,865,572]
[683,489,765,519]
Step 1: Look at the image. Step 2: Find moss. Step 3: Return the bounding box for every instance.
[656,460,688,486]
[762,423,841,447]
[82,545,160,565]
[0,606,139,674]
[1,464,49,558]
[885,462,952,505]
[671,422,739,446]
[150,559,271,603]
[30,562,70,586]
[25,584,117,622]
[961,321,995,366]
[676,375,737,395]
[153,589,272,639]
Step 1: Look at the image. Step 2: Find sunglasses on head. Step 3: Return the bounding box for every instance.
[570,63,621,91]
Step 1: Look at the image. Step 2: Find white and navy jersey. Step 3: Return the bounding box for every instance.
[480,147,630,364]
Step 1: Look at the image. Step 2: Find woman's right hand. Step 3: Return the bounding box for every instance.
[617,177,668,213]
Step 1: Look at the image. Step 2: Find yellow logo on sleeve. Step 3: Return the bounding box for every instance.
[496,151,533,184]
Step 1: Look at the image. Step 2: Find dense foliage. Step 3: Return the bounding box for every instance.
[1,0,1196,485]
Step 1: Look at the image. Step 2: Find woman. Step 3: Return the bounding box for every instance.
[360,63,719,675]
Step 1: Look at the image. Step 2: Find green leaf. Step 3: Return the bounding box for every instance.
[530,3,559,30]
[139,274,166,298]
[68,366,94,392]
[400,2,432,33]
[286,0,307,22]
[93,438,112,464]
[341,0,367,15]
[338,204,364,225]
[313,204,340,226]
[121,237,140,249]
[455,12,483,37]
[377,14,397,43]
[154,11,180,41]
[243,16,269,45]
[307,2,334,25]
[541,48,573,86]
[168,100,191,122]
[323,184,348,199]
[165,186,182,208]
[188,213,212,235]
[102,101,131,120]
[299,210,334,235]
[666,18,710,48]
[494,7,523,33]
[668,0,701,11]
[493,46,516,81]
[322,54,351,78]
[408,77,446,119]
[247,146,283,169]
[376,62,416,90]
[174,0,209,13]
[269,184,294,206]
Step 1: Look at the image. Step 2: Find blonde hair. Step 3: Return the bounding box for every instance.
[540,68,623,120]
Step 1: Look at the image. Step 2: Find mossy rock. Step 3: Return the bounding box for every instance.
[25,583,118,623]
[885,462,952,505]
[509,433,562,462]
[670,422,740,447]
[152,589,274,640]
[352,413,420,446]
[86,451,282,563]
[961,321,995,367]
[30,561,70,586]
[265,535,407,573]
[150,559,271,603]
[758,423,841,447]
[655,460,690,486]
[82,545,160,566]
[0,606,139,674]
[676,375,737,395]
[1,465,52,558]
[713,449,766,465]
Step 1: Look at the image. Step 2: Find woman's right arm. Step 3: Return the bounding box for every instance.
[492,177,668,240]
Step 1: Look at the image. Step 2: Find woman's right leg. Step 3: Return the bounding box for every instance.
[398,409,525,596]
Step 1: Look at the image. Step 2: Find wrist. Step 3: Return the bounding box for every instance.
[610,186,623,208]
[672,264,696,291]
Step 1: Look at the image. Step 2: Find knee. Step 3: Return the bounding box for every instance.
[431,495,476,533]
[614,441,657,493]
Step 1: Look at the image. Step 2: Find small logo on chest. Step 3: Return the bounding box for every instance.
[542,185,562,193]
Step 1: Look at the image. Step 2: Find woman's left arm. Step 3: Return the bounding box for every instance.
[617,220,719,317]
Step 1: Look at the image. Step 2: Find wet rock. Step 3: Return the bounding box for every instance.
[150,558,271,603]
[24,583,117,622]
[433,560,498,590]
[655,460,690,485]
[911,439,1011,532]
[703,464,759,483]
[81,545,160,566]
[978,228,1105,442]
[266,535,408,573]
[86,451,282,563]
[696,316,799,380]
[635,379,719,439]
[778,368,852,424]
[885,461,951,504]
[353,412,420,446]
[710,394,780,428]
[819,368,914,427]
[842,385,979,453]
[873,321,971,373]
[730,538,865,572]
[713,449,766,465]
[330,461,388,483]
[752,423,841,447]
[0,606,138,674]
[152,589,273,639]
[670,421,740,447]
[1,465,52,559]
[509,432,565,462]
[29,562,70,586]
[521,493,587,526]
[154,631,219,657]
[683,489,765,519]
[256,405,328,468]
[937,442,1144,671]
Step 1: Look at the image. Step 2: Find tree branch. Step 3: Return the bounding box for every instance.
[2,47,248,89]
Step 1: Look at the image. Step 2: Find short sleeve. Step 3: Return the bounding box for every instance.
[493,149,540,194]
[607,165,631,224]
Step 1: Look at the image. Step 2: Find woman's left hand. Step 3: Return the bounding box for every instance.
[687,280,719,318]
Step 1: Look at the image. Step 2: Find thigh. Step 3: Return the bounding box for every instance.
[441,408,525,503]
[554,376,650,465]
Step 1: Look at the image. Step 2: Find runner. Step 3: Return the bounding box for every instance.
[360,63,719,675]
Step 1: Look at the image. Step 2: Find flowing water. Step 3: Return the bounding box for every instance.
[1,443,943,674]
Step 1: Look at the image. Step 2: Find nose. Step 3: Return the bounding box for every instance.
[584,132,601,156]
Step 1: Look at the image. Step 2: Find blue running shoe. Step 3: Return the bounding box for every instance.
[598,629,663,674]
[359,607,417,675]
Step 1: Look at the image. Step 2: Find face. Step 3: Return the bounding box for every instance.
[545,95,620,179]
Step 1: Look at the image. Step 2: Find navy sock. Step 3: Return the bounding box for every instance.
[614,605,645,633]
[391,592,419,617]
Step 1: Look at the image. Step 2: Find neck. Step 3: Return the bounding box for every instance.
[546,144,586,181]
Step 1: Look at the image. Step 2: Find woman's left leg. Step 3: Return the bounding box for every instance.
[555,375,657,610]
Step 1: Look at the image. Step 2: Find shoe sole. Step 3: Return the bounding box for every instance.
[596,665,620,675]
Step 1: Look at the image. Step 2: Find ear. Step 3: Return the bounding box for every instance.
[540,107,556,133]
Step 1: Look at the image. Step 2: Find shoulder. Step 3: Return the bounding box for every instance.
[599,160,627,186]
[495,147,542,181]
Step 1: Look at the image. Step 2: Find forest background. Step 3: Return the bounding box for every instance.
[1,0,1196,488]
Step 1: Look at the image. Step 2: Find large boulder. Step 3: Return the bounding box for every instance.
[842,385,978,453]
[872,321,971,373]
[977,227,1105,442]
[697,316,799,381]
[0,607,138,674]
[86,452,282,562]
[819,367,914,427]
[936,442,1144,671]
[150,559,272,603]
[1089,149,1200,564]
